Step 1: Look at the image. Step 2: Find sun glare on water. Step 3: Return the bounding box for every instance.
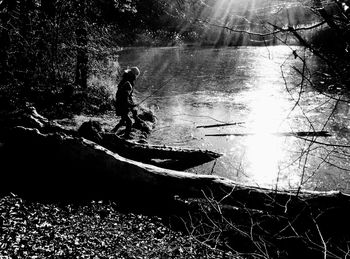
[245,91,285,186]
[242,49,292,187]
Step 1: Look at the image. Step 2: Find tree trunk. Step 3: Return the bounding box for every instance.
[75,27,88,89]
[74,0,88,89]
[0,0,14,83]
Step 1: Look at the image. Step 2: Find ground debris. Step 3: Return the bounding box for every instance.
[0,194,229,259]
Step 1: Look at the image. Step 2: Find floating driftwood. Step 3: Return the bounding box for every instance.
[196,122,245,129]
[206,130,332,137]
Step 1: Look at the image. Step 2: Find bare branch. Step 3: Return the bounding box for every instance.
[199,18,327,37]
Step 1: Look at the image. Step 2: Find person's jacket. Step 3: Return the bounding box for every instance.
[115,81,134,115]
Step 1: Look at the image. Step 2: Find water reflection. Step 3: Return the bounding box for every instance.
[242,48,290,186]
[244,95,285,186]
[111,46,350,192]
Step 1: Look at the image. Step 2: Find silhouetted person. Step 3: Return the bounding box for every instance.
[111,67,141,137]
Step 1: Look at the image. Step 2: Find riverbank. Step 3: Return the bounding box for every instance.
[1,106,350,259]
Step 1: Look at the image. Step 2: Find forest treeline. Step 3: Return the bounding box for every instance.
[0,0,349,117]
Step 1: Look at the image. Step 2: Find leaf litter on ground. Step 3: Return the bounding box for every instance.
[0,194,233,259]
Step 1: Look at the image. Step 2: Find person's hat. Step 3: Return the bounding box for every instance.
[125,66,140,79]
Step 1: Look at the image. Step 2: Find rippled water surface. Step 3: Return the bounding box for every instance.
[77,46,350,192]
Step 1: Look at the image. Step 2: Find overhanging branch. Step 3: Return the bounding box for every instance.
[198,19,327,37]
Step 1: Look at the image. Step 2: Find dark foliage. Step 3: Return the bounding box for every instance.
[0,0,201,117]
[0,1,136,117]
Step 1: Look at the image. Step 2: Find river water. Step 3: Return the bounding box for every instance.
[79,46,350,192]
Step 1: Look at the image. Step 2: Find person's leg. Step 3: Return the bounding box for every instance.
[123,113,133,138]
[111,108,128,133]
[131,108,142,124]
[111,119,125,132]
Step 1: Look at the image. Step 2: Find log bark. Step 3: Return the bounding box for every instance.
[100,133,222,170]
[0,126,232,201]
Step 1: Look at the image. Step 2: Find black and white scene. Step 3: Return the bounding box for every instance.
[1,0,350,258]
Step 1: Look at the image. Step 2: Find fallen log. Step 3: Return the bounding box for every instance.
[1,105,222,172]
[100,133,222,170]
[1,126,348,208]
[77,120,222,170]
[0,106,346,207]
[0,126,234,201]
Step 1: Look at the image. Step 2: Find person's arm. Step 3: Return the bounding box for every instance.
[128,94,136,107]
[122,82,136,107]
